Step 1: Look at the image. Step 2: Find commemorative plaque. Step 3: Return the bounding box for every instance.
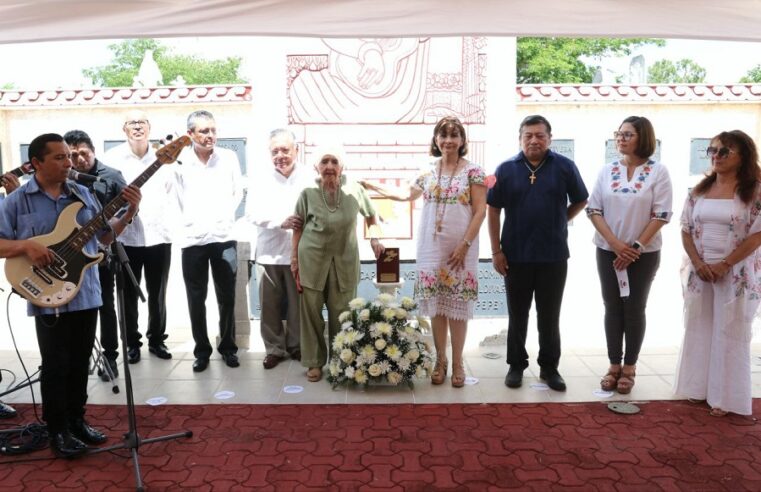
[376,248,400,283]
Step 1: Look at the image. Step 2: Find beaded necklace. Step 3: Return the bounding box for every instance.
[433,159,461,234]
[321,184,341,213]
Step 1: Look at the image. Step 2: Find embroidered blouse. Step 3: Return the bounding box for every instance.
[586,160,673,252]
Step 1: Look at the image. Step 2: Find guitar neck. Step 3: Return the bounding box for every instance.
[70,158,166,245]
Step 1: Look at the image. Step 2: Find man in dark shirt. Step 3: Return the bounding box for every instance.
[487,115,588,392]
[64,130,127,380]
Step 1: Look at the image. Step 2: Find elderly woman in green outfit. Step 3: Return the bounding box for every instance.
[291,146,385,382]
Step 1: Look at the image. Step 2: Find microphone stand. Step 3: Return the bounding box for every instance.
[89,240,191,492]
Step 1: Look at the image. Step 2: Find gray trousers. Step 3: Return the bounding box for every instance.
[257,263,301,357]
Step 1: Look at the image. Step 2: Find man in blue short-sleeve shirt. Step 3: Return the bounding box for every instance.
[0,133,140,458]
[487,115,588,392]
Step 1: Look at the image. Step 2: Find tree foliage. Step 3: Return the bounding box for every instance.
[516,37,665,84]
[83,39,245,87]
[740,64,761,83]
[648,58,706,83]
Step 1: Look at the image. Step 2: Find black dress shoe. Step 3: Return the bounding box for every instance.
[263,354,283,369]
[505,366,524,388]
[127,347,141,364]
[193,358,210,372]
[222,353,240,368]
[69,418,107,444]
[98,358,119,382]
[0,401,17,419]
[148,344,173,360]
[49,430,88,459]
[290,350,301,362]
[540,369,567,391]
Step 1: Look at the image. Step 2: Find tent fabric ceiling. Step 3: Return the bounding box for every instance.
[1,0,761,44]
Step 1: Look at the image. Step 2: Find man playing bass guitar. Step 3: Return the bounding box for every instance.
[0,133,141,458]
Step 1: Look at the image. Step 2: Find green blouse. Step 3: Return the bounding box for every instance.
[295,179,376,292]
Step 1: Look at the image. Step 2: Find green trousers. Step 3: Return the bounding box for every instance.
[299,260,356,368]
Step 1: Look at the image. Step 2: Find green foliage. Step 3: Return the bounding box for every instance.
[516,37,665,84]
[83,39,245,87]
[739,64,761,83]
[648,59,706,83]
[1,82,16,90]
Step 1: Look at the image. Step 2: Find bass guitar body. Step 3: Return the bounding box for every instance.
[5,202,103,308]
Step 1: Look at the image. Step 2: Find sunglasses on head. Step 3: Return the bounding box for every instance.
[705,146,737,158]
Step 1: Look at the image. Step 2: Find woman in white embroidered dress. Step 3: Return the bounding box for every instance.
[586,116,673,394]
[675,130,761,417]
[360,116,486,387]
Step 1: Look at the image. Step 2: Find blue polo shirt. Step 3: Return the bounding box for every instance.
[487,150,588,263]
[0,177,103,316]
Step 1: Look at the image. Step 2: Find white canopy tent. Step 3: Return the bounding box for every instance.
[1,0,760,44]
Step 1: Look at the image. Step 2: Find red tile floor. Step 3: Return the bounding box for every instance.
[1,400,759,490]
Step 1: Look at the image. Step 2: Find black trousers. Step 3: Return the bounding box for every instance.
[596,248,660,365]
[504,261,567,371]
[123,243,171,349]
[98,262,119,361]
[182,241,238,359]
[35,309,98,433]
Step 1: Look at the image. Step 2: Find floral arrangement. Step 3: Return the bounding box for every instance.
[327,293,434,388]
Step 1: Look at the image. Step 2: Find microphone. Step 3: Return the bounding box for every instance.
[68,169,103,185]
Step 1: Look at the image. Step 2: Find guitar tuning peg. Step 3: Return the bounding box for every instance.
[165,134,174,142]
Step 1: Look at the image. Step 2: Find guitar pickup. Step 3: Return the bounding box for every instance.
[32,266,54,285]
[20,278,42,298]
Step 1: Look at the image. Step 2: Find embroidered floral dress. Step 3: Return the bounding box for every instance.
[413,161,485,320]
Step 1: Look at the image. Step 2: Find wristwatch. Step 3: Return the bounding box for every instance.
[631,241,643,250]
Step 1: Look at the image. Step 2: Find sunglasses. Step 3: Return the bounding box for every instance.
[705,146,737,159]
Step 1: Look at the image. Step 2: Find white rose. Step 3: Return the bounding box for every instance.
[338,311,352,323]
[374,338,387,350]
[340,348,355,363]
[405,349,420,361]
[341,321,353,330]
[415,366,426,378]
[349,298,366,310]
[359,309,370,321]
[368,364,382,377]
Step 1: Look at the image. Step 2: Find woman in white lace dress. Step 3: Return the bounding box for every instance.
[676,130,761,416]
[361,116,486,387]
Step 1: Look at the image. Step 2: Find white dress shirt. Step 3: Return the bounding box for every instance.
[176,146,244,248]
[103,142,179,247]
[246,162,314,265]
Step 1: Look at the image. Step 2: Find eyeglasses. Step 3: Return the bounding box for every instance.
[706,146,737,159]
[613,131,637,141]
[125,120,149,128]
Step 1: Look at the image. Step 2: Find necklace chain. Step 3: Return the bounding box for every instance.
[434,159,461,234]
[321,184,341,213]
[524,157,546,185]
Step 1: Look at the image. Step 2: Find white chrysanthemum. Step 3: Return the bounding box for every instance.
[387,372,402,385]
[385,344,401,361]
[404,326,415,335]
[338,311,352,323]
[378,360,391,374]
[344,330,363,345]
[397,357,411,371]
[394,308,408,319]
[368,364,382,377]
[340,348,355,363]
[374,338,387,350]
[376,322,392,336]
[376,293,394,306]
[329,362,341,377]
[332,332,346,351]
[360,344,377,361]
[415,366,427,378]
[354,355,366,367]
[382,308,396,320]
[349,297,366,310]
[405,349,420,361]
[401,297,416,310]
[359,309,370,321]
[354,370,368,384]
[344,366,355,378]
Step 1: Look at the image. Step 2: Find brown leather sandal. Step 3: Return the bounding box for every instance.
[600,365,621,392]
[306,367,322,382]
[616,365,636,394]
[709,408,728,417]
[431,357,448,385]
[451,362,465,388]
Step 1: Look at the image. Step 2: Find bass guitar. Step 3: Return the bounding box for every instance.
[5,136,190,308]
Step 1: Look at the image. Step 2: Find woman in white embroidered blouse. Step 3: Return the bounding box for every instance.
[675,130,761,417]
[586,116,673,394]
